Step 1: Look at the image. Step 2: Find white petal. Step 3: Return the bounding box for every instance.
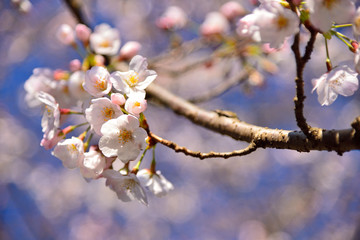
[129,55,148,74]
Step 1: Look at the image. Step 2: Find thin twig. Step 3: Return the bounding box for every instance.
[149,132,258,159]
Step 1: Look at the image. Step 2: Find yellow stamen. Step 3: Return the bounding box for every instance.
[126,72,139,87]
[99,40,111,48]
[118,129,133,144]
[276,15,288,30]
[94,76,107,91]
[323,0,336,9]
[134,101,141,107]
[102,107,115,121]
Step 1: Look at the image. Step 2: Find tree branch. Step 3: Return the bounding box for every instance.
[146,82,360,155]
[149,132,258,159]
[63,0,89,27]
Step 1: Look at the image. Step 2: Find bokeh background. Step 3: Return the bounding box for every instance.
[1,0,360,239]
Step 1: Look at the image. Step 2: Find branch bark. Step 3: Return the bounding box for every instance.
[147,82,360,155]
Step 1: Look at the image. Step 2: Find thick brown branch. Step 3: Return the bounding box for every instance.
[149,132,257,159]
[147,83,360,154]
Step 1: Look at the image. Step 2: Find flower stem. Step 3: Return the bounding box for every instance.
[132,147,149,174]
[83,133,93,152]
[324,38,332,71]
[150,146,156,173]
[332,24,353,29]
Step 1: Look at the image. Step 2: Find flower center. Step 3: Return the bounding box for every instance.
[125,72,139,87]
[102,107,115,121]
[276,15,288,30]
[323,0,336,9]
[134,101,141,107]
[118,129,133,144]
[68,143,78,153]
[355,16,360,30]
[94,76,107,91]
[99,40,111,48]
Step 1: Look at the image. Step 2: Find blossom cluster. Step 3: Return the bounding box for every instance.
[24,23,173,205]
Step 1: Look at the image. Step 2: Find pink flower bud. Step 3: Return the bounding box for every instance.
[69,59,82,72]
[200,12,230,37]
[119,41,142,60]
[220,1,246,20]
[156,6,187,30]
[111,93,126,106]
[75,24,91,43]
[56,24,75,45]
[125,96,147,116]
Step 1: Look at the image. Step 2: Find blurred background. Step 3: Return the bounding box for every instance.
[1,0,360,239]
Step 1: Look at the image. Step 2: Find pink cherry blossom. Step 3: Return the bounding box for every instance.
[156,6,187,30]
[200,12,230,36]
[75,23,91,44]
[80,148,107,179]
[220,1,246,21]
[111,93,126,106]
[83,66,112,97]
[68,71,91,101]
[119,41,142,60]
[37,91,61,140]
[124,96,147,117]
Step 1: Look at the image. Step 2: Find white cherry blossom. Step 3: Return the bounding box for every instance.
[119,41,142,60]
[83,66,112,97]
[312,65,359,106]
[103,170,148,205]
[56,24,75,45]
[307,0,355,33]
[220,1,246,20]
[85,97,123,135]
[90,23,120,56]
[37,91,61,140]
[99,115,147,163]
[111,55,157,98]
[137,169,174,197]
[80,148,107,179]
[52,137,84,169]
[24,68,56,108]
[237,1,299,48]
[355,50,360,74]
[353,7,360,39]
[68,71,91,101]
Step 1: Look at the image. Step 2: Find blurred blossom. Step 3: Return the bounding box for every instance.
[306,0,355,33]
[200,12,230,37]
[237,220,267,240]
[75,23,91,45]
[90,23,120,56]
[156,6,187,30]
[69,59,82,72]
[11,0,32,13]
[119,41,142,60]
[220,1,246,21]
[56,24,75,45]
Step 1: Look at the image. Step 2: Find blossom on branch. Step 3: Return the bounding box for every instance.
[83,66,112,97]
[85,97,123,135]
[103,170,148,205]
[80,147,107,179]
[137,169,174,197]
[90,23,121,56]
[99,115,147,163]
[307,0,355,33]
[124,96,147,117]
[37,91,61,140]
[156,6,187,30]
[311,65,359,106]
[111,55,157,98]
[200,12,230,37]
[52,137,85,169]
[237,1,299,48]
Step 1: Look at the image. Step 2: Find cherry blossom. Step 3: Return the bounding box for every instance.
[99,115,147,163]
[80,147,107,179]
[353,7,360,39]
[90,23,121,56]
[68,71,91,102]
[83,66,112,97]
[75,23,91,44]
[40,129,64,150]
[237,1,299,48]
[156,6,187,30]
[24,68,56,108]
[103,170,148,205]
[220,1,246,21]
[111,93,126,106]
[52,137,84,169]
[200,12,230,36]
[124,96,147,117]
[69,59,82,72]
[56,24,75,45]
[355,50,360,74]
[119,41,142,60]
[37,91,61,140]
[137,169,174,197]
[85,97,123,135]
[311,65,359,106]
[306,0,355,33]
[111,55,157,98]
